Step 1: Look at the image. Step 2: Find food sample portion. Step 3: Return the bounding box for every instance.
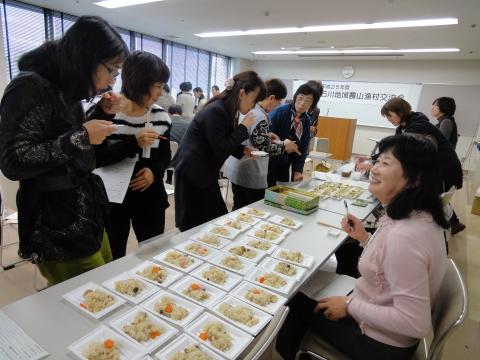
[198,322,233,352]
[185,243,211,257]
[253,229,280,241]
[198,234,221,247]
[235,212,256,224]
[114,278,145,297]
[220,255,244,270]
[83,338,119,360]
[182,283,210,302]
[224,219,243,230]
[210,226,231,237]
[258,223,285,234]
[247,239,272,252]
[280,217,296,227]
[122,311,165,343]
[136,264,167,284]
[219,303,259,327]
[257,272,287,289]
[154,296,189,321]
[165,251,195,269]
[279,250,304,264]
[80,289,115,313]
[274,262,297,276]
[169,344,213,360]
[245,287,278,307]
[202,266,227,285]
[228,246,257,260]
[247,208,266,217]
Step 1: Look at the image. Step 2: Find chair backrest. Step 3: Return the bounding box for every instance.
[309,137,329,153]
[427,258,468,360]
[170,141,179,157]
[242,306,289,360]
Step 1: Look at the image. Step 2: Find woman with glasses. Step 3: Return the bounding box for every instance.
[267,82,320,186]
[0,16,129,285]
[94,51,171,260]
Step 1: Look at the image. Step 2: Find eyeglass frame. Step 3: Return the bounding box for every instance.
[101,62,120,78]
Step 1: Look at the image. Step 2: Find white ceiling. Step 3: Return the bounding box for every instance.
[23,0,480,60]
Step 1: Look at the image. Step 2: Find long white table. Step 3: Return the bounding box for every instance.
[1,197,379,359]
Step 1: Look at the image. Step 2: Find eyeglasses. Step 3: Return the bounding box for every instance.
[102,62,120,78]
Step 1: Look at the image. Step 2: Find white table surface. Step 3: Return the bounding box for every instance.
[1,198,378,359]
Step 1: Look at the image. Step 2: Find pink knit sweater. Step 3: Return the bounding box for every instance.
[348,211,447,348]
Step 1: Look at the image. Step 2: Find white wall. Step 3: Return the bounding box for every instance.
[251,59,480,163]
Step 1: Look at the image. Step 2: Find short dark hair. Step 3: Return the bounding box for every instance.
[211,85,220,92]
[163,84,171,94]
[378,134,448,229]
[193,87,205,101]
[265,78,287,100]
[180,81,192,92]
[293,83,320,112]
[206,71,266,125]
[168,104,183,115]
[381,97,412,122]
[122,51,170,105]
[29,16,129,100]
[433,97,456,117]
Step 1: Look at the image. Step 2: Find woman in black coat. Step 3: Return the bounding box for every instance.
[173,71,266,231]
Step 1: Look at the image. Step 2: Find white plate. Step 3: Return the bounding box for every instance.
[251,150,268,157]
[169,276,226,308]
[268,214,303,230]
[174,239,218,260]
[242,207,271,219]
[62,282,126,320]
[223,242,267,263]
[153,249,203,273]
[255,221,291,236]
[207,252,255,276]
[190,263,243,292]
[141,290,204,327]
[259,257,307,282]
[230,281,287,315]
[272,247,315,269]
[235,236,278,255]
[68,325,145,360]
[109,308,178,353]
[214,217,251,232]
[189,231,231,249]
[185,313,253,359]
[212,295,272,336]
[229,211,262,226]
[245,227,285,245]
[129,261,182,288]
[202,224,241,240]
[102,273,159,305]
[244,268,297,296]
[155,333,224,360]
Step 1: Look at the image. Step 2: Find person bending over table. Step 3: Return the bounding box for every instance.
[94,51,172,260]
[277,134,448,360]
[0,16,129,285]
[173,71,266,231]
[267,82,319,186]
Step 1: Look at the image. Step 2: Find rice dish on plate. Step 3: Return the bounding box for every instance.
[274,262,297,276]
[247,208,265,217]
[198,234,221,247]
[122,311,164,343]
[254,229,279,241]
[220,255,244,270]
[154,296,189,321]
[257,272,286,288]
[202,266,227,284]
[224,219,243,230]
[280,217,296,227]
[245,287,278,306]
[183,283,210,302]
[247,239,272,251]
[198,322,232,352]
[114,278,145,297]
[169,344,213,360]
[165,251,194,268]
[82,338,119,360]
[279,250,304,263]
[136,264,167,283]
[81,289,115,313]
[235,212,255,224]
[219,303,259,327]
[259,223,284,234]
[185,243,210,257]
[228,245,257,259]
[211,226,230,236]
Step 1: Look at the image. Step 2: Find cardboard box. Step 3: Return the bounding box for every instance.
[471,195,480,216]
[264,186,319,215]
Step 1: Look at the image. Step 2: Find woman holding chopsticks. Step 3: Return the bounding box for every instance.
[94,51,171,259]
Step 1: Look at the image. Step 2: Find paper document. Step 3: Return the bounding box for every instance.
[0,310,49,360]
[93,157,137,204]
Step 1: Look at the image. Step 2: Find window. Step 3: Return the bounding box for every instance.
[0,0,232,94]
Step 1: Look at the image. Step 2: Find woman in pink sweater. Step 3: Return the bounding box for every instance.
[277,134,448,360]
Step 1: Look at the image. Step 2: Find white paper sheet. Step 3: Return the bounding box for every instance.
[93,157,137,203]
[0,311,49,360]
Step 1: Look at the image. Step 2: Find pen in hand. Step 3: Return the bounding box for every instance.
[344,200,354,228]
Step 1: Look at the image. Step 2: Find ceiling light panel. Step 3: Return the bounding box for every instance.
[94,0,164,9]
[195,18,458,38]
[252,48,460,55]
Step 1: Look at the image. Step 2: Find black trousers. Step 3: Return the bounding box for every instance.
[276,292,418,360]
[231,183,265,211]
[106,187,167,260]
[267,161,290,187]
[174,173,228,232]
